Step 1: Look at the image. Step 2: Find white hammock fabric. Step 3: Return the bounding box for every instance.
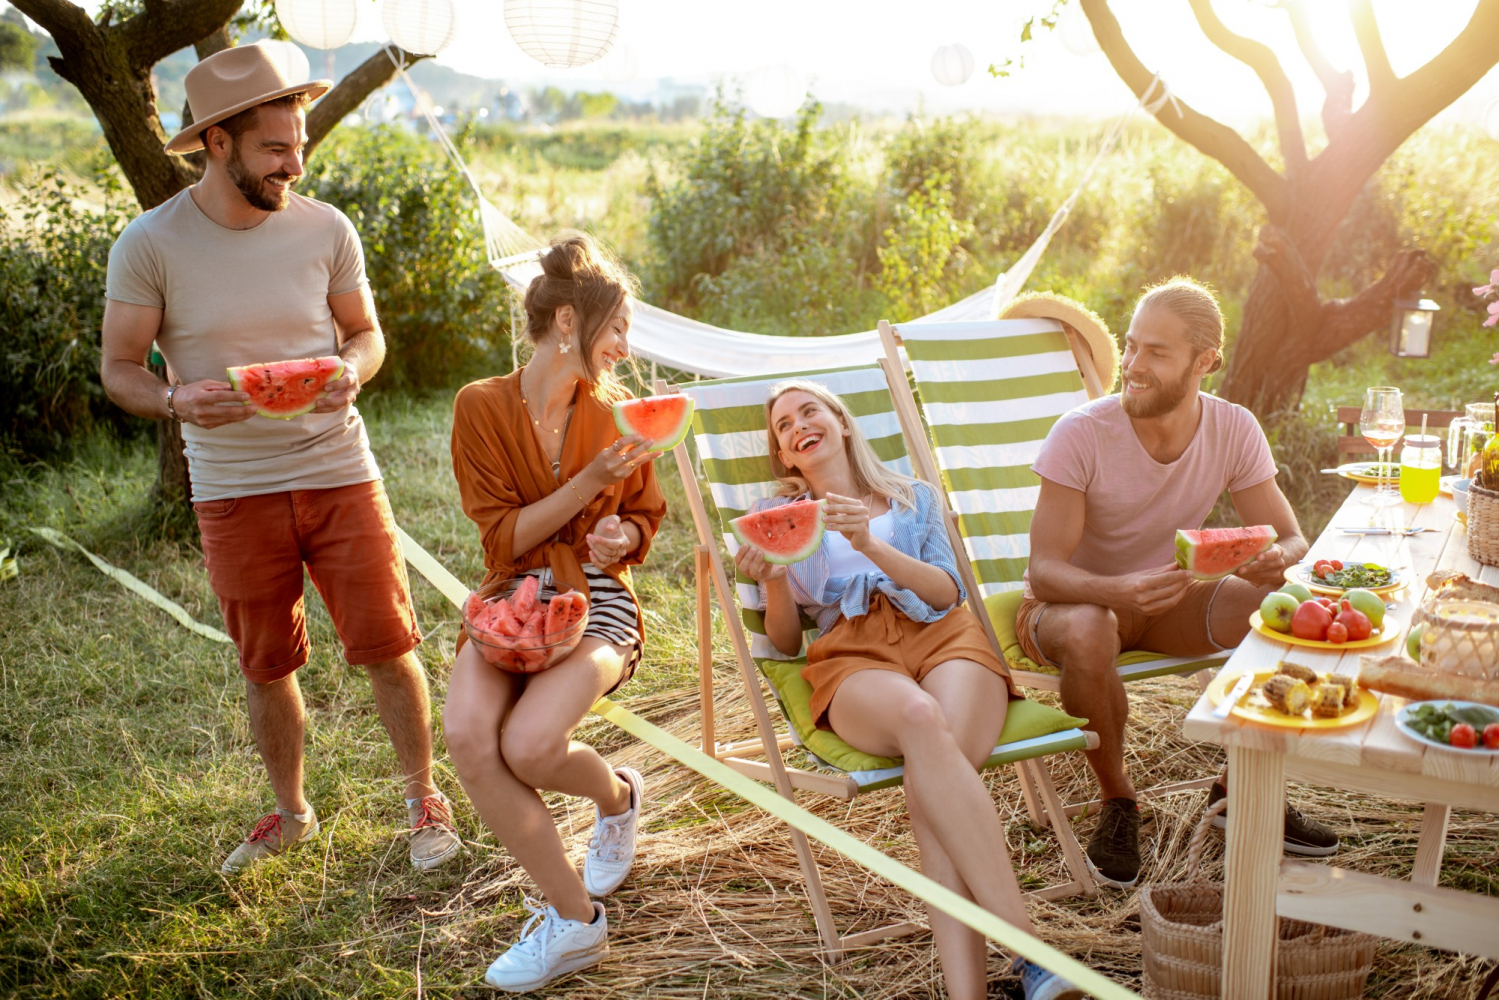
[387,51,1177,378]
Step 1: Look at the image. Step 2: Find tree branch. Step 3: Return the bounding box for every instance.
[10,0,95,51]
[1081,0,1290,220]
[305,46,427,156]
[1186,0,1306,173]
[1278,0,1353,141]
[1350,0,1396,94]
[116,0,242,71]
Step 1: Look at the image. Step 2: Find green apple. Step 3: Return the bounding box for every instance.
[1278,582,1313,604]
[1342,588,1385,631]
[1259,592,1299,633]
[1406,622,1425,661]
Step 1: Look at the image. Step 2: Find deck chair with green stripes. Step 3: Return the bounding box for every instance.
[876,317,1228,820]
[658,363,1100,956]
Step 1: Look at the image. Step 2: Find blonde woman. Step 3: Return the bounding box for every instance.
[734,379,1083,1000]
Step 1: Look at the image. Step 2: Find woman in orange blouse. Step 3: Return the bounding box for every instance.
[446,232,666,992]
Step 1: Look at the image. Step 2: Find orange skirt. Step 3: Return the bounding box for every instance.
[803,594,1017,729]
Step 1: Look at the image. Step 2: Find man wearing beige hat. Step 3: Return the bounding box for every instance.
[100,42,461,874]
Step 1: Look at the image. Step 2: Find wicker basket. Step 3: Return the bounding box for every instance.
[1140,799,1380,1000]
[1465,481,1499,567]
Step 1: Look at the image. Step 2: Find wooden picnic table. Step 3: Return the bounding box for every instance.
[1181,481,1499,999]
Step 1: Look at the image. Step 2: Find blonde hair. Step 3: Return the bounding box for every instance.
[1135,276,1225,374]
[764,379,917,510]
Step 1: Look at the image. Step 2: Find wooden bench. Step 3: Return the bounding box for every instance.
[1335,406,1462,457]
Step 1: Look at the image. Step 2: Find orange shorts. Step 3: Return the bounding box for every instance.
[194,480,421,683]
[1014,578,1234,668]
[803,594,1017,729]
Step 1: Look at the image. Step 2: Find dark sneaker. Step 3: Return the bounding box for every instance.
[1085,797,1141,889]
[1208,782,1339,857]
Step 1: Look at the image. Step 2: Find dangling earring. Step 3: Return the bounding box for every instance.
[557,339,571,354]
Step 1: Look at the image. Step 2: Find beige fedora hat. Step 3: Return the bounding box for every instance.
[1001,291,1120,394]
[165,42,331,155]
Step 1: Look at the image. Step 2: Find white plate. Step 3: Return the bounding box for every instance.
[1394,700,1499,755]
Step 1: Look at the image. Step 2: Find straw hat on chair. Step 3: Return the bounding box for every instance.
[1001,292,1119,394]
[164,42,331,155]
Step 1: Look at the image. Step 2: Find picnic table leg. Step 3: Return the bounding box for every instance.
[1222,745,1284,1000]
[1410,802,1450,886]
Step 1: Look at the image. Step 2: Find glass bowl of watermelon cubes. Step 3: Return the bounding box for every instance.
[463,575,589,674]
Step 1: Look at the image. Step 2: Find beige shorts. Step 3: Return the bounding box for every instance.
[1015,578,1235,668]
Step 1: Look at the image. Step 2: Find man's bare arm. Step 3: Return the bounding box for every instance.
[318,285,384,411]
[1228,477,1308,587]
[99,299,253,428]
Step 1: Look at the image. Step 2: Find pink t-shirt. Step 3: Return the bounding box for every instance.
[1028,393,1277,589]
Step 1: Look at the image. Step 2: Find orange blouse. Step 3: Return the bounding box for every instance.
[450,370,667,622]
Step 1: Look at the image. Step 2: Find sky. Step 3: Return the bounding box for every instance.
[38,0,1499,128]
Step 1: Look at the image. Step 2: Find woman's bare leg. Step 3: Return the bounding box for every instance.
[828,662,1032,1000]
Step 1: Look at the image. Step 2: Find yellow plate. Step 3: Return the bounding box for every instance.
[1249,610,1400,649]
[1336,461,1398,484]
[1207,669,1379,729]
[1283,563,1404,596]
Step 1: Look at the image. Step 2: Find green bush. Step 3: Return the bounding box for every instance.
[0,168,138,459]
[300,124,512,390]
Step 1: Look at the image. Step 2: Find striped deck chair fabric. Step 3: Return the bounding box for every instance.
[892,318,1231,681]
[677,363,1092,793]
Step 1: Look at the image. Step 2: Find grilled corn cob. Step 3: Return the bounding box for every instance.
[1262,674,1312,716]
[1274,661,1318,685]
[1311,683,1347,718]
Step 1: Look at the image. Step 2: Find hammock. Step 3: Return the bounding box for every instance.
[386,51,1178,378]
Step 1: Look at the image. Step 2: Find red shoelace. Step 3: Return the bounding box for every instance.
[245,812,283,845]
[411,795,454,833]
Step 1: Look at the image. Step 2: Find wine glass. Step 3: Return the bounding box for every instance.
[1360,386,1404,507]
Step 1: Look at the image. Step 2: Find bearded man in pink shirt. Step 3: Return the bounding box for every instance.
[1019,278,1336,890]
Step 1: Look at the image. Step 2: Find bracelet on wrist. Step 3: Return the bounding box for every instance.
[165,384,181,422]
[568,479,589,506]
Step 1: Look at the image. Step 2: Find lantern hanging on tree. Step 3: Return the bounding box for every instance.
[256,39,313,85]
[1059,2,1100,56]
[747,64,806,118]
[504,0,620,69]
[930,43,974,86]
[274,0,359,50]
[383,0,458,56]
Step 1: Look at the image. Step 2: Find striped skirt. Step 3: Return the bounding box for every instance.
[517,564,642,690]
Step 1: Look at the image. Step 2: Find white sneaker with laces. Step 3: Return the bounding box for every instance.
[484,897,608,992]
[582,766,643,897]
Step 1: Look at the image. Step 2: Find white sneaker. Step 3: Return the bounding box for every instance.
[484,897,608,992]
[582,766,643,897]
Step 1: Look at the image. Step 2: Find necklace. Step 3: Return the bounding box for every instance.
[519,368,571,436]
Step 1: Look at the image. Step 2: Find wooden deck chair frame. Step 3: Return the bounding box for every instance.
[876,319,1222,822]
[655,369,1100,958]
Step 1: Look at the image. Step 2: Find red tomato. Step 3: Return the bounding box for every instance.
[1450,723,1478,749]
[1314,560,1334,577]
[1482,722,1499,750]
[1325,621,1349,644]
[1330,560,1344,571]
[1315,597,1335,609]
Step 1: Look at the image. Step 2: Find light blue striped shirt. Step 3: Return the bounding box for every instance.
[749,480,965,633]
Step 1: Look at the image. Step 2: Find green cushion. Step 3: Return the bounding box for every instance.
[760,655,1089,774]
[984,589,1211,677]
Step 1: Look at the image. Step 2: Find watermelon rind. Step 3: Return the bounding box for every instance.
[1174,525,1277,581]
[613,394,696,452]
[226,356,344,420]
[730,498,828,566]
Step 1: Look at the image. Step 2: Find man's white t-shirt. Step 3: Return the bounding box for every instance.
[106,189,380,502]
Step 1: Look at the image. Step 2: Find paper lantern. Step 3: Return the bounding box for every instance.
[383,0,457,56]
[1060,2,1100,56]
[274,0,358,50]
[599,42,639,84]
[504,0,620,69]
[256,39,312,85]
[930,43,974,87]
[747,64,806,119]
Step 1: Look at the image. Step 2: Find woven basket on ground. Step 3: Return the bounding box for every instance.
[1139,799,1380,1000]
[1465,481,1499,567]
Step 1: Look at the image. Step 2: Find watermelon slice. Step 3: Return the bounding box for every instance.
[511,574,541,620]
[226,355,344,419]
[613,394,695,452]
[544,591,588,637]
[1174,525,1278,580]
[730,498,828,565]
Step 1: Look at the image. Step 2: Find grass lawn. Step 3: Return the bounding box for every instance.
[2,392,1496,998]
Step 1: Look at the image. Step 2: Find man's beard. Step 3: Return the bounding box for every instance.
[227,144,292,211]
[1121,365,1196,419]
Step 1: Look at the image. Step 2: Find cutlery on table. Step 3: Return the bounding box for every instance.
[1336,526,1437,536]
[1213,672,1256,719]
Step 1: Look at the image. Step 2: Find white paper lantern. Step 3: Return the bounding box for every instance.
[1060,2,1100,56]
[504,0,620,69]
[747,64,806,119]
[383,0,457,56]
[274,0,358,50]
[930,43,974,87]
[599,42,639,84]
[256,39,313,85]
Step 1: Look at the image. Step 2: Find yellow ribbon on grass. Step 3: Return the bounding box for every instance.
[34,522,1137,997]
[0,541,17,584]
